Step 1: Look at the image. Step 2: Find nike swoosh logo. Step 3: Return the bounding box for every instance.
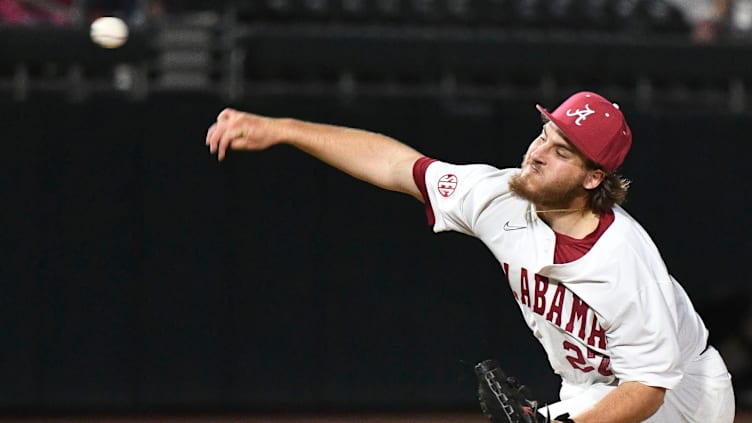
[503,221,526,231]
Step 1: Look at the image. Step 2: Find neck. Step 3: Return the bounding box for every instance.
[536,204,599,239]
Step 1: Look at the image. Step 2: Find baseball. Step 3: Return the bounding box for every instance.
[90,16,129,49]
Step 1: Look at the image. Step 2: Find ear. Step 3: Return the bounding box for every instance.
[583,169,606,190]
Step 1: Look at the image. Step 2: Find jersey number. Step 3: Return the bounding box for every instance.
[563,341,613,377]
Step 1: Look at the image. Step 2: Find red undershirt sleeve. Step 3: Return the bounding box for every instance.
[412,156,438,226]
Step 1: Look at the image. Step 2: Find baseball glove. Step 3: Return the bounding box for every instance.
[475,359,554,423]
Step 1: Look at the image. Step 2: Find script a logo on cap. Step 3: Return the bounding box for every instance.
[438,174,457,197]
[565,104,595,126]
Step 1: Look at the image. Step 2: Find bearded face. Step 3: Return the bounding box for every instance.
[509,124,593,210]
[509,167,587,209]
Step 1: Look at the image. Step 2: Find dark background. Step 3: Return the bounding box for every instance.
[1,0,751,417]
[2,93,749,413]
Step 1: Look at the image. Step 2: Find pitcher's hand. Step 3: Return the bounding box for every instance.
[206,108,284,161]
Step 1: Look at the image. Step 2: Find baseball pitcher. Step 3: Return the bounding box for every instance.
[205,91,735,422]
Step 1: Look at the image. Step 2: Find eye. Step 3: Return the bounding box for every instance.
[556,149,569,158]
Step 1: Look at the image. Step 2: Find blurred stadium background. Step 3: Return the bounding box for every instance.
[1,0,751,421]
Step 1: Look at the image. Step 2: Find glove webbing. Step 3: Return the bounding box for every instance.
[476,360,548,423]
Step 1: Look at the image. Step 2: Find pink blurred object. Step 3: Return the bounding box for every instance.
[0,0,74,26]
[0,0,35,24]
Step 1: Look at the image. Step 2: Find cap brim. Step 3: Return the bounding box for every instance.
[535,103,588,160]
[536,104,555,125]
[536,104,573,142]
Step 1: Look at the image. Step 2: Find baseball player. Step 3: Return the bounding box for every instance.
[205,91,735,422]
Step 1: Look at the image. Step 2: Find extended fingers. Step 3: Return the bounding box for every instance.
[207,109,257,161]
[217,127,244,161]
[207,121,228,155]
[206,122,218,147]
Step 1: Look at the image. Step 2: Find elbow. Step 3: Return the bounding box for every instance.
[620,381,667,421]
[644,386,667,419]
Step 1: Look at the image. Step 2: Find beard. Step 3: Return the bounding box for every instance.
[509,169,586,210]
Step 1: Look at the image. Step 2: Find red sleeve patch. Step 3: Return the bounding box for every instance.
[437,174,458,197]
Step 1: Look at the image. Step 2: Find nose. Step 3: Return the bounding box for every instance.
[528,142,546,164]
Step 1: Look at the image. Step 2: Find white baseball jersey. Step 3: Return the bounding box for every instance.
[414,160,735,422]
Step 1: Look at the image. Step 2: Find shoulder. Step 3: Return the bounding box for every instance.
[424,161,513,179]
[599,207,663,261]
[423,161,518,196]
[542,208,671,315]
[421,162,524,234]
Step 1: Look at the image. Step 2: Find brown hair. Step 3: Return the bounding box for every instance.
[586,164,631,214]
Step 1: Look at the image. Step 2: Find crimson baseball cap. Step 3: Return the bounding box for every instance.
[536,91,632,173]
